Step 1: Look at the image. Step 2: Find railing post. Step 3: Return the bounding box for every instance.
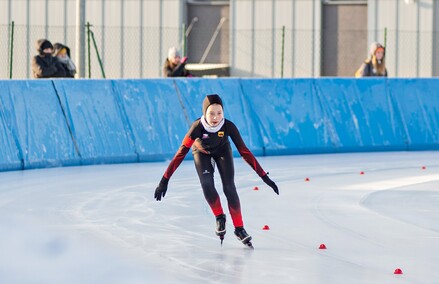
[199,17,227,64]
[281,25,285,78]
[90,30,106,78]
[75,0,86,78]
[9,21,15,79]
[179,17,198,55]
[181,23,186,57]
[384,27,387,48]
[9,21,14,79]
[87,22,91,78]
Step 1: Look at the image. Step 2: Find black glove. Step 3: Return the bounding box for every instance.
[154,176,169,201]
[262,173,279,195]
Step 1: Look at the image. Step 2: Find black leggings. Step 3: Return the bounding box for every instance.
[193,144,243,227]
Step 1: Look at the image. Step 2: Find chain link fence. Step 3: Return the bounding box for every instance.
[1,23,436,79]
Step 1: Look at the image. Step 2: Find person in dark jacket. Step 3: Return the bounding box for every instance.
[154,94,279,248]
[162,47,192,77]
[355,42,388,77]
[53,43,77,78]
[31,39,66,78]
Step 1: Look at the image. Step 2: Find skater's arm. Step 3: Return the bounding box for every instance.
[228,121,266,177]
[155,121,202,201]
[229,121,279,194]
[229,122,279,195]
[163,135,194,179]
[160,120,200,180]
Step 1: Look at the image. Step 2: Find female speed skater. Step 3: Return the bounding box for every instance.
[154,94,279,248]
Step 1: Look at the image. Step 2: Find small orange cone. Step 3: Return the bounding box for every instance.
[360,171,365,175]
[394,268,403,275]
[253,186,259,190]
[319,244,327,249]
[305,177,310,182]
[262,225,270,230]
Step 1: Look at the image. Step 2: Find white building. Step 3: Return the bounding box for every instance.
[1,0,437,78]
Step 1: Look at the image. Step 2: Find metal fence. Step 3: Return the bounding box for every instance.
[1,23,436,79]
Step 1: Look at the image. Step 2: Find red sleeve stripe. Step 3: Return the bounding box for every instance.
[163,145,190,179]
[182,135,195,148]
[237,145,266,177]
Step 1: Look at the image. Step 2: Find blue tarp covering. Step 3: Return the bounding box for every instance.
[53,80,138,164]
[0,80,79,170]
[240,79,324,155]
[0,78,438,172]
[390,79,439,150]
[313,78,407,152]
[0,82,23,171]
[113,79,190,161]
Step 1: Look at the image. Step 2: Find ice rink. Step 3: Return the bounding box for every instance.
[0,151,438,284]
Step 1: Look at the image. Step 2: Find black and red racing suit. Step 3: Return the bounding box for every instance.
[162,118,266,228]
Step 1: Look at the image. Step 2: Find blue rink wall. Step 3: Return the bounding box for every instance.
[0,78,438,172]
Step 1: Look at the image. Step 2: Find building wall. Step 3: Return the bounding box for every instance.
[1,0,437,79]
[433,0,439,76]
[187,1,230,64]
[368,0,434,77]
[321,4,368,77]
[230,0,321,77]
[1,0,183,79]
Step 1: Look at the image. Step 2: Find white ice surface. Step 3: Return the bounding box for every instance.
[0,152,438,284]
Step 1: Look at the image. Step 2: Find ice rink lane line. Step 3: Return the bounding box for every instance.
[72,183,241,281]
[345,174,439,191]
[309,193,426,281]
[72,184,153,246]
[311,173,439,247]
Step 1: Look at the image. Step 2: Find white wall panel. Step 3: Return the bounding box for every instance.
[419,1,434,77]
[294,0,320,77]
[28,1,46,26]
[369,0,434,77]
[275,1,293,78]
[230,0,254,77]
[253,1,274,77]
[0,0,437,78]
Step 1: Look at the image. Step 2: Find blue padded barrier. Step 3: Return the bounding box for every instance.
[1,78,439,172]
[389,79,439,150]
[240,79,329,155]
[0,82,23,171]
[113,79,192,161]
[52,80,138,165]
[313,78,407,152]
[0,80,79,170]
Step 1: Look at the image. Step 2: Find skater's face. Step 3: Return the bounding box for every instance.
[205,104,223,127]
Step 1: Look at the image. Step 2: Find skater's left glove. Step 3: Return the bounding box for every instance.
[262,173,279,195]
[154,176,169,201]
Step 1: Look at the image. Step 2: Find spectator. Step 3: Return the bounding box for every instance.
[355,42,388,77]
[53,43,77,78]
[163,47,192,77]
[31,39,66,78]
